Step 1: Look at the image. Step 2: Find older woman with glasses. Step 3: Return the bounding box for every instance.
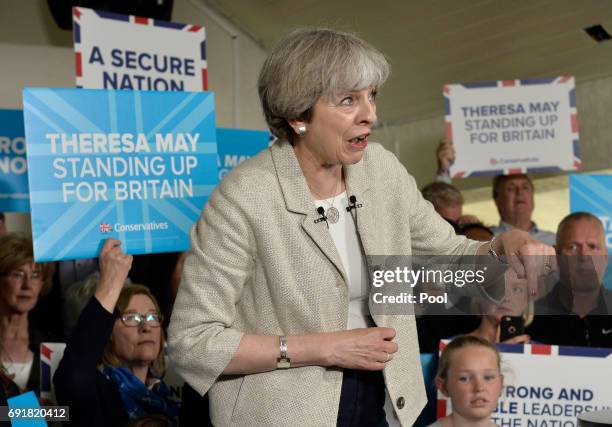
[0,233,54,395]
[54,238,178,427]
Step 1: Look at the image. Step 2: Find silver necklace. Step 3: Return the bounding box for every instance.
[323,196,340,224]
[313,176,342,224]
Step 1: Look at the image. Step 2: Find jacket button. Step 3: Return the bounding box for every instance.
[396,396,405,409]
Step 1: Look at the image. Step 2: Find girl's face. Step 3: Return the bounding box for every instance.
[439,345,503,423]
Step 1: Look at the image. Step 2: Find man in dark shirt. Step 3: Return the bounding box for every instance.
[527,212,612,347]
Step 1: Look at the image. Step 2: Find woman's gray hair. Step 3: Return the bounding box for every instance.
[258,27,390,142]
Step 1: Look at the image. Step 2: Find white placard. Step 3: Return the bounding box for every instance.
[73,7,207,91]
[444,77,580,178]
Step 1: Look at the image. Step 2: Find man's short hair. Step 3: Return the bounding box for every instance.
[421,182,463,209]
[492,174,534,199]
[556,212,604,246]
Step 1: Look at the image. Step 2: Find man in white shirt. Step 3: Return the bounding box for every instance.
[434,139,554,245]
[491,174,556,246]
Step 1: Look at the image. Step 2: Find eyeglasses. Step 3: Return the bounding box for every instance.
[1,270,43,284]
[119,312,163,328]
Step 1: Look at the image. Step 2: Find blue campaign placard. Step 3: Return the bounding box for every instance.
[7,391,47,426]
[569,174,612,288]
[23,88,218,261]
[0,109,30,212]
[216,127,271,180]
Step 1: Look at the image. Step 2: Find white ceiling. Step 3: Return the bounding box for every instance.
[203,0,612,126]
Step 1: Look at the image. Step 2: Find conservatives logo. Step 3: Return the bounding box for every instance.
[99,221,169,233]
[114,221,169,232]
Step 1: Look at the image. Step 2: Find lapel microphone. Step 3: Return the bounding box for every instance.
[346,195,363,212]
[314,206,329,227]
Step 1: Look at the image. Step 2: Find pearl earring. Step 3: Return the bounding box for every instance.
[296,125,307,136]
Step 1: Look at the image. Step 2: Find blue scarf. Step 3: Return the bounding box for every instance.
[102,366,180,421]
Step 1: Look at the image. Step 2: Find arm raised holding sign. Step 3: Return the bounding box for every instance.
[54,239,180,426]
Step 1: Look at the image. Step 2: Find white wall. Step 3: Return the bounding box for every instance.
[0,0,268,233]
[173,0,268,129]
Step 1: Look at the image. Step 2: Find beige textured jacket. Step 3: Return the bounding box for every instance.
[168,140,481,426]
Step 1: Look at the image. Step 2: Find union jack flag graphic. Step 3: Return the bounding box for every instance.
[99,222,112,233]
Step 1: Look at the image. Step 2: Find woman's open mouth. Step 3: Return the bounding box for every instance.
[348,134,369,149]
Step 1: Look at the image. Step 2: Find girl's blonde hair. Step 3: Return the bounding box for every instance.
[436,335,501,382]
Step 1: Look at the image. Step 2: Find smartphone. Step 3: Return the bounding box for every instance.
[499,316,525,342]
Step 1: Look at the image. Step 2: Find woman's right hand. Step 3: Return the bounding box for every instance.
[325,327,398,371]
[95,238,133,313]
[436,139,455,175]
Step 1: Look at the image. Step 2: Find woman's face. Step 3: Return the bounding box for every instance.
[112,294,162,366]
[441,346,503,423]
[296,87,377,166]
[0,261,44,314]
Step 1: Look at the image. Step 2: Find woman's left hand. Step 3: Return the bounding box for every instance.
[490,229,556,298]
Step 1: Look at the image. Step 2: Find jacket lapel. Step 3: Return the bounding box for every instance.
[344,157,375,255]
[345,154,389,326]
[270,140,347,282]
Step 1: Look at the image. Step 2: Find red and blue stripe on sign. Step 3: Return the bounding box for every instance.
[40,344,53,394]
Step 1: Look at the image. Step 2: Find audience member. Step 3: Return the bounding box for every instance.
[167,251,187,324]
[0,368,17,426]
[491,174,555,245]
[0,213,6,237]
[416,222,493,353]
[430,335,503,427]
[527,212,612,347]
[178,382,213,427]
[130,252,182,325]
[421,182,480,229]
[415,223,493,353]
[433,141,553,245]
[54,238,180,426]
[62,271,103,337]
[56,257,99,337]
[125,414,173,427]
[469,268,532,344]
[434,139,454,184]
[0,233,55,393]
